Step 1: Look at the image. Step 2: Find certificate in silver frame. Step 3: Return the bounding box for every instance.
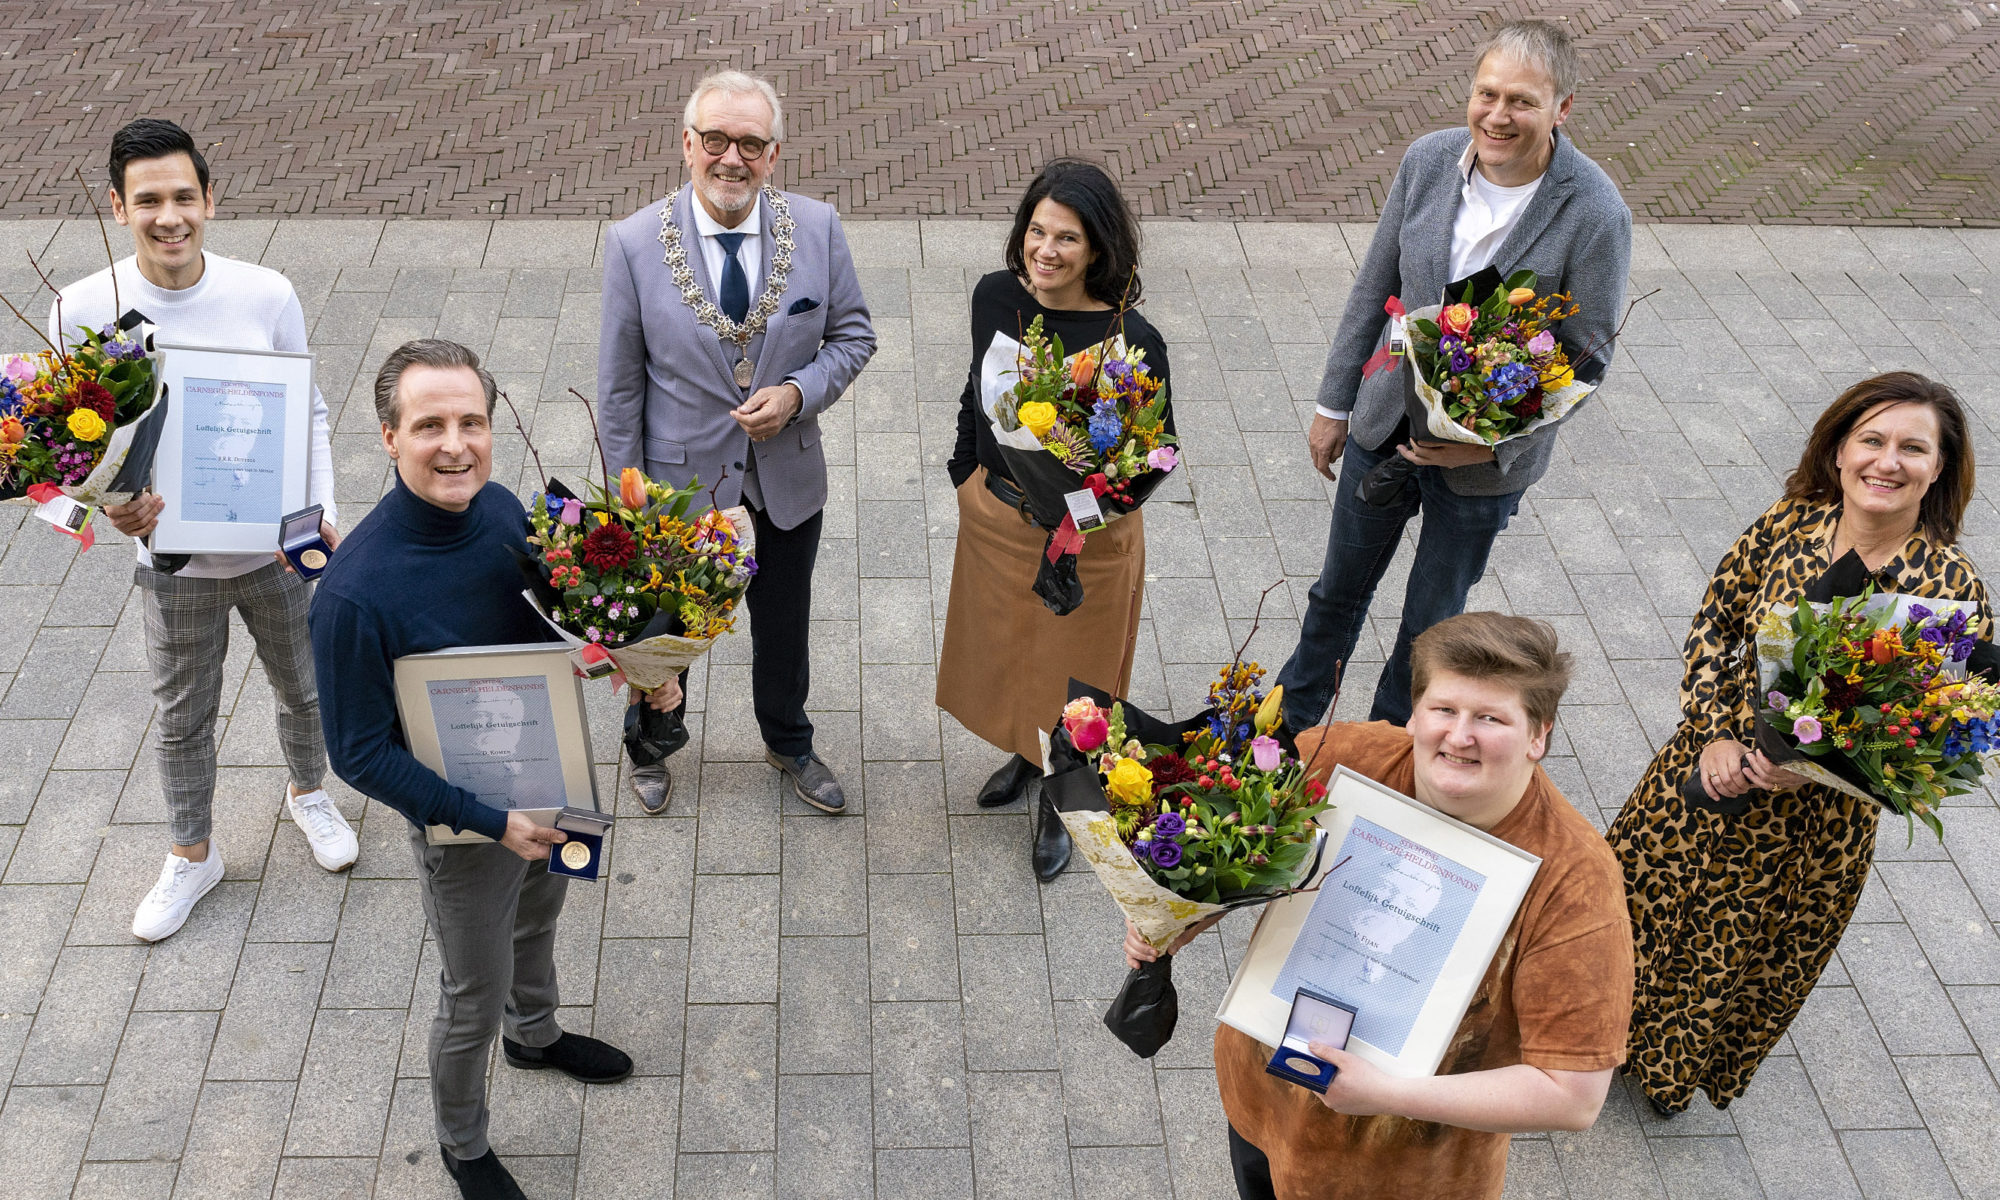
[390,643,602,847]
[148,342,314,555]
[1216,765,1542,1078]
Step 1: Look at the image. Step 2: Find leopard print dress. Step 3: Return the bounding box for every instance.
[1607,496,1989,1113]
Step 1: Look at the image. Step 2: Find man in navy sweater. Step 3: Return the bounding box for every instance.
[312,339,674,1200]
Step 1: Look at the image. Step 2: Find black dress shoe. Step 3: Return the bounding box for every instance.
[977,754,1040,808]
[1031,783,1072,881]
[502,1031,633,1084]
[440,1146,527,1200]
[629,762,672,815]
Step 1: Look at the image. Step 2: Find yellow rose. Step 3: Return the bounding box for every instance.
[1106,757,1154,807]
[66,408,108,442]
[1539,362,1574,390]
[1017,401,1059,440]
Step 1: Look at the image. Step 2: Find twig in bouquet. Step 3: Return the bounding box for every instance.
[0,274,62,358]
[19,250,75,372]
[1567,287,1660,372]
[1226,579,1287,679]
[1297,660,1346,781]
[73,168,120,326]
[495,390,546,489]
[705,463,732,513]
[564,387,613,495]
[1090,267,1140,397]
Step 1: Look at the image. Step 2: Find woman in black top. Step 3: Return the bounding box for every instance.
[936,159,1172,880]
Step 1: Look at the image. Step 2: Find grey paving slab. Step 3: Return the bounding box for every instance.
[9,222,2000,1198]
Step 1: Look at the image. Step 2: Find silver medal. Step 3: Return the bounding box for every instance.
[734,355,755,388]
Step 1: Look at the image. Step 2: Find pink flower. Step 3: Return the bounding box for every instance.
[1062,697,1110,751]
[1,356,35,384]
[1792,715,1823,745]
[1527,330,1556,357]
[1439,303,1475,338]
[560,499,583,526]
[1250,735,1281,772]
[1147,446,1179,472]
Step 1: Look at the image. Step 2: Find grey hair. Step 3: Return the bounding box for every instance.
[373,338,498,427]
[683,70,784,142]
[1473,19,1579,101]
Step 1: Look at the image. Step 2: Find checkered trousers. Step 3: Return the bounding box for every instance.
[136,561,325,846]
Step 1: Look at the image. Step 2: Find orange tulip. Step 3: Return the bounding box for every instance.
[1869,629,1898,665]
[1068,351,1099,388]
[0,416,22,445]
[619,466,647,510]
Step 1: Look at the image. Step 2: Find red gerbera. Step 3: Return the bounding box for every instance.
[580,522,637,572]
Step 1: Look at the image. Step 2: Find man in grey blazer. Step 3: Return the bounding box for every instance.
[600,70,876,814]
[1277,19,1631,731]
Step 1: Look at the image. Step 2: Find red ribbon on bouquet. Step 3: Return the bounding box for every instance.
[1046,513,1086,562]
[1360,296,1408,379]
[25,483,95,551]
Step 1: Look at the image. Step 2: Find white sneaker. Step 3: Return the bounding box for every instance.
[132,847,225,942]
[287,787,359,872]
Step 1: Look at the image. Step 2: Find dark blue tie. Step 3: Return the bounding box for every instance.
[715,231,750,323]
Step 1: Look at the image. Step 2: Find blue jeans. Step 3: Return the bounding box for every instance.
[1277,436,1523,727]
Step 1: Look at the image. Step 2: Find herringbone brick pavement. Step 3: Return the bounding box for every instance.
[0,0,1993,223]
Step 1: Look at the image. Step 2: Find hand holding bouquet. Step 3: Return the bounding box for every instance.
[1,322,164,511]
[981,309,1178,615]
[520,467,757,691]
[1750,589,2000,841]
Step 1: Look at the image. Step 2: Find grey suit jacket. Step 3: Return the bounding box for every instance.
[1320,128,1632,496]
[599,187,876,530]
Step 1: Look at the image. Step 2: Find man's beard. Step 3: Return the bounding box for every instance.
[697,171,757,213]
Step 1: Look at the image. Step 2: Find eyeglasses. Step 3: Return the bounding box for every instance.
[692,129,773,161]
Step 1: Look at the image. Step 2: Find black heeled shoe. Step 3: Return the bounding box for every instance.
[977,753,1040,808]
[1032,783,1073,881]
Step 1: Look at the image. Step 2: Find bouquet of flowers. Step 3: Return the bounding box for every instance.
[518,467,757,691]
[981,311,1177,615]
[1045,661,1331,954]
[1749,586,2000,842]
[1399,269,1595,447]
[1,319,165,512]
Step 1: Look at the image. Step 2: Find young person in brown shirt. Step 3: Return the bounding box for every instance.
[1124,612,1634,1200]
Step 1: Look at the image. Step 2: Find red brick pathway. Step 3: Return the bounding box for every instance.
[0,0,1993,223]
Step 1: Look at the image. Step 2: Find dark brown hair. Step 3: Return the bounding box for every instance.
[1004,158,1143,307]
[373,339,498,427]
[1410,613,1572,730]
[1783,371,1974,544]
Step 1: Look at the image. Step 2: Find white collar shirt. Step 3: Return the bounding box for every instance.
[1447,142,1544,284]
[690,193,766,304]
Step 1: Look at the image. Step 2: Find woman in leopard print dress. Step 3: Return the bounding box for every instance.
[1609,372,1987,1114]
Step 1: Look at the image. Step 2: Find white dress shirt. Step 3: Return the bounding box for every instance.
[1317,143,1544,423]
[690,193,765,304]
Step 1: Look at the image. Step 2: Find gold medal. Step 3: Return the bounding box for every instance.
[300,549,327,570]
[561,841,591,871]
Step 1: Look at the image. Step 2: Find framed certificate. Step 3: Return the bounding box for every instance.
[390,644,602,847]
[1217,766,1542,1078]
[148,342,314,554]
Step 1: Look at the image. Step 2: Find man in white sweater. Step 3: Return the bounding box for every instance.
[51,118,351,942]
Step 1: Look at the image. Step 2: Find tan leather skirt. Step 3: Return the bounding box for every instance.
[935,466,1147,762]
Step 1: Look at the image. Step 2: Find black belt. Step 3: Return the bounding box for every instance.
[983,470,1039,525]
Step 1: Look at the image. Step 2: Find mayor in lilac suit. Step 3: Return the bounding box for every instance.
[599,69,875,816]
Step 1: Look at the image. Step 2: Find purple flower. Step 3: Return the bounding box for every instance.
[1909,603,1934,622]
[1448,348,1474,373]
[1154,812,1186,838]
[1792,715,1824,745]
[1766,690,1788,711]
[1150,840,1183,869]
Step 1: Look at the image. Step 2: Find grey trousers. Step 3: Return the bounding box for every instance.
[407,823,568,1160]
[136,561,325,846]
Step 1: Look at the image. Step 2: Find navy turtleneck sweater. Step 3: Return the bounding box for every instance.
[310,474,555,839]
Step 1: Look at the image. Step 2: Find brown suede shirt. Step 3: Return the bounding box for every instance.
[1216,722,1634,1200]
